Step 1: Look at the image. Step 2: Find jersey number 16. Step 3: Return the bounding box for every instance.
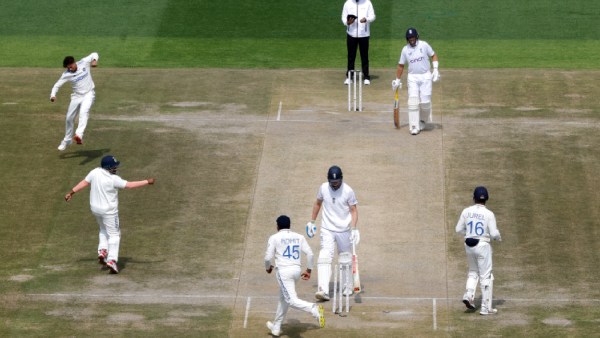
[467,221,484,236]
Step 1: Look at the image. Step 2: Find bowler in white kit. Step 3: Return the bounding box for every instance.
[455,186,502,315]
[264,215,325,336]
[64,155,155,274]
[50,53,99,151]
[392,28,440,135]
[306,165,359,301]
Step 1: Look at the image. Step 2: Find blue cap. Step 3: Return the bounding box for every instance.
[101,155,120,170]
[473,186,489,202]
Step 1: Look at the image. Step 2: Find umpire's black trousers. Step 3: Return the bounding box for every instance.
[346,34,370,80]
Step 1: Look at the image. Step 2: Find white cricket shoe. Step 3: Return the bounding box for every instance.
[364,79,371,85]
[480,308,498,315]
[410,127,420,135]
[419,120,426,130]
[344,78,352,85]
[266,321,281,337]
[315,290,330,301]
[57,140,72,151]
[342,286,353,296]
[462,295,476,310]
[97,249,108,266]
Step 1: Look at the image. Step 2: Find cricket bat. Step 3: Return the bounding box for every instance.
[352,242,361,293]
[393,86,400,129]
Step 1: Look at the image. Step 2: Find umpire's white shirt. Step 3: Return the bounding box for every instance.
[399,40,435,75]
[317,182,358,232]
[50,52,99,98]
[455,204,501,241]
[342,0,375,38]
[85,168,127,215]
[264,230,314,270]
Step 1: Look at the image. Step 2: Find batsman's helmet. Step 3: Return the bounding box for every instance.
[327,165,343,180]
[473,186,489,202]
[406,27,419,41]
[101,155,120,173]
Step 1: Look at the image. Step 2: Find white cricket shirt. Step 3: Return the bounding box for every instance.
[264,229,314,270]
[341,0,376,38]
[317,182,358,232]
[399,40,435,74]
[455,204,501,240]
[50,52,99,98]
[85,167,127,215]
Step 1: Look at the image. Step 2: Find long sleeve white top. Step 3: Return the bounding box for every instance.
[341,0,375,38]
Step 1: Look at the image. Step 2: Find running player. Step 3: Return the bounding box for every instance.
[264,215,325,336]
[50,52,99,151]
[64,155,155,274]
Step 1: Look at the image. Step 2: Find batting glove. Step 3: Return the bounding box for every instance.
[350,229,360,245]
[392,78,402,91]
[306,221,317,238]
[432,61,440,82]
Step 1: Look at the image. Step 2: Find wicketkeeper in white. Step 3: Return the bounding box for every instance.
[264,215,325,337]
[307,165,359,301]
[50,53,99,151]
[455,186,502,315]
[392,28,440,135]
[65,155,155,274]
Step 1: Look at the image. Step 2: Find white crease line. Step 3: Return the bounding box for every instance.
[432,298,437,331]
[277,101,282,121]
[26,293,600,303]
[243,297,251,328]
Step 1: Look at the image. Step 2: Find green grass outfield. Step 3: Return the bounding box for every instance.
[0,0,598,68]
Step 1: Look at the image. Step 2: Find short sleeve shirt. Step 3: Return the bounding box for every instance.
[317,182,358,232]
[85,167,127,215]
[399,40,435,74]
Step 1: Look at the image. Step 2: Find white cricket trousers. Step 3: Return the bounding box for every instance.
[407,72,433,127]
[271,266,318,332]
[464,241,493,295]
[93,212,121,262]
[318,228,352,294]
[64,90,95,141]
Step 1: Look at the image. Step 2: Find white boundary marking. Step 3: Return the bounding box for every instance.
[276,101,282,121]
[243,297,251,328]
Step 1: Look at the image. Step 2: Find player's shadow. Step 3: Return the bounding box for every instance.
[280,320,320,338]
[60,148,110,165]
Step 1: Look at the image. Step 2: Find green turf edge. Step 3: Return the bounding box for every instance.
[0,37,598,69]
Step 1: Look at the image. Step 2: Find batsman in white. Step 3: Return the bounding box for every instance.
[392,28,440,135]
[64,155,155,274]
[306,165,359,301]
[264,215,325,337]
[455,186,502,315]
[50,53,99,151]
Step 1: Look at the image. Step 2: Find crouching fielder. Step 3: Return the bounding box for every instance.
[392,28,440,135]
[264,215,325,337]
[65,155,155,274]
[455,186,502,315]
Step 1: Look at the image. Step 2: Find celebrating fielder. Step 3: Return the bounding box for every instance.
[50,53,99,151]
[307,166,359,301]
[264,215,325,336]
[455,186,501,315]
[392,28,440,135]
[64,155,155,274]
